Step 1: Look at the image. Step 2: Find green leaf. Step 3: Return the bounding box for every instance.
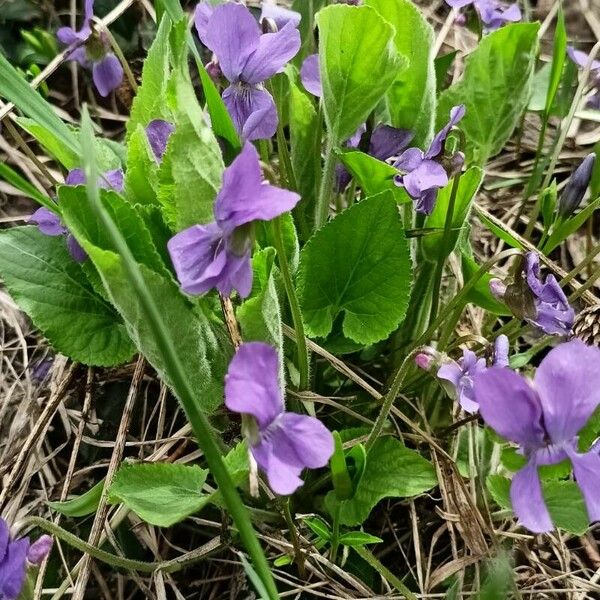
[237,248,283,352]
[108,462,209,527]
[0,162,55,210]
[338,150,411,204]
[158,68,224,230]
[298,192,412,345]
[544,7,567,117]
[338,531,383,547]
[331,436,436,526]
[0,50,79,156]
[479,553,515,600]
[486,475,589,535]
[476,210,524,250]
[288,73,320,237]
[437,23,539,165]
[422,167,483,262]
[434,51,458,92]
[127,14,172,138]
[366,0,436,146]
[316,4,405,143]
[0,227,135,366]
[124,124,161,206]
[303,516,332,541]
[60,189,232,413]
[48,481,104,517]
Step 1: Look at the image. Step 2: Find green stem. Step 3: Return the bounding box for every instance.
[315,138,336,230]
[365,348,422,452]
[330,503,341,564]
[272,216,309,390]
[353,546,417,600]
[79,109,279,600]
[282,500,306,577]
[22,517,220,574]
[429,172,461,325]
[275,117,297,192]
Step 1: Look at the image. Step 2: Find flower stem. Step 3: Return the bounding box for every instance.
[315,138,336,230]
[96,19,138,94]
[281,500,306,577]
[272,216,309,390]
[428,171,462,325]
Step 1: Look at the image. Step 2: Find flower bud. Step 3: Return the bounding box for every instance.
[489,278,507,300]
[557,153,596,218]
[206,59,223,85]
[415,346,442,371]
[27,535,53,565]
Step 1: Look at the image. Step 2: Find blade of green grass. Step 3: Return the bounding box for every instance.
[0,163,57,212]
[78,106,278,600]
[0,51,80,156]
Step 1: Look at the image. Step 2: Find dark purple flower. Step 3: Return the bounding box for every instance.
[490,253,575,336]
[474,340,600,533]
[260,3,301,29]
[558,153,596,217]
[393,105,465,215]
[145,120,175,163]
[437,335,509,413]
[194,2,300,141]
[57,0,123,97]
[168,142,300,298]
[0,518,52,600]
[29,168,124,262]
[567,47,600,111]
[225,342,334,494]
[446,0,521,31]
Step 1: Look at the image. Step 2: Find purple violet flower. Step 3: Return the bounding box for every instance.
[145,120,175,163]
[393,105,466,215]
[558,153,596,218]
[260,3,301,29]
[194,2,300,141]
[567,47,600,110]
[437,335,509,413]
[168,142,300,298]
[29,168,124,262]
[57,0,124,97]
[474,340,600,533]
[225,342,334,495]
[490,252,575,336]
[300,54,323,98]
[446,0,521,32]
[0,518,52,600]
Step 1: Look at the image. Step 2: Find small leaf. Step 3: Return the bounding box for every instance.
[0,227,135,366]
[298,192,413,345]
[338,531,383,547]
[316,4,405,143]
[48,481,104,517]
[331,437,437,526]
[437,23,540,165]
[303,516,332,541]
[108,463,209,527]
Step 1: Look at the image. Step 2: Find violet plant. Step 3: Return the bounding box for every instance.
[0,0,599,597]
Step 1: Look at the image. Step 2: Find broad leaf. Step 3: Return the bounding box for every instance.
[298,192,412,345]
[329,437,437,526]
[125,124,161,206]
[437,23,539,165]
[108,462,209,527]
[366,0,436,146]
[0,227,135,366]
[316,4,406,143]
[422,167,483,262]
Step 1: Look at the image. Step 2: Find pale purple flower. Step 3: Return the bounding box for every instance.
[194,2,300,141]
[393,105,466,215]
[168,142,300,298]
[474,340,600,533]
[446,0,521,32]
[437,335,509,413]
[558,153,596,217]
[567,47,600,110]
[490,253,575,336]
[260,3,301,29]
[225,342,334,495]
[29,168,124,262]
[300,54,322,98]
[145,120,174,162]
[0,518,52,600]
[57,0,123,97]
